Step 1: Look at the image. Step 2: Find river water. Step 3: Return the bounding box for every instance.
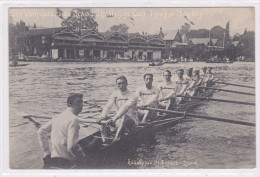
[9,61,255,169]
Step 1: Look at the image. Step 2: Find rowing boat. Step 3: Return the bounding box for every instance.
[76,88,217,168]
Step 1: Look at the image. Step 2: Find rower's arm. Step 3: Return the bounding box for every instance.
[37,120,52,157]
[177,83,188,96]
[101,94,115,118]
[113,95,138,120]
[196,78,203,86]
[163,90,176,100]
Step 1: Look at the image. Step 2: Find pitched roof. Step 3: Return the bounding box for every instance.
[163,30,179,40]
[20,27,66,36]
[191,38,210,45]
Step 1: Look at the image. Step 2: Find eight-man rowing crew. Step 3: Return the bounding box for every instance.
[37,67,215,168]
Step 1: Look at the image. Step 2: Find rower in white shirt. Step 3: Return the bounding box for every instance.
[98,76,138,142]
[110,73,159,124]
[175,69,188,104]
[184,68,194,96]
[157,70,177,110]
[201,66,209,87]
[207,67,215,87]
[37,93,84,169]
[188,70,203,96]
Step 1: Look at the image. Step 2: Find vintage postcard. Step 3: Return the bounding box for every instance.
[1,1,259,177]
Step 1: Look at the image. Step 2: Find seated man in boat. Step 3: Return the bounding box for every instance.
[187,70,203,96]
[157,70,177,110]
[207,67,215,87]
[97,76,138,142]
[174,69,188,104]
[184,68,195,96]
[37,93,85,169]
[201,66,209,88]
[111,73,160,124]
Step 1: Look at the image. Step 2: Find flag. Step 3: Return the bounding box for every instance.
[184,16,195,25]
[56,8,64,20]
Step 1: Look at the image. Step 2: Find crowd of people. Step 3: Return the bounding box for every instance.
[37,66,215,168]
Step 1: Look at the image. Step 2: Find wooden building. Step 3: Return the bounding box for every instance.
[14,27,166,61]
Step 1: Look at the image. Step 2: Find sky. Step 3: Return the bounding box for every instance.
[9,7,255,36]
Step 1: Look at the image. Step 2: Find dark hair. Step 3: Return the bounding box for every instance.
[143,73,153,79]
[163,70,171,76]
[116,76,128,84]
[176,69,184,74]
[67,93,83,107]
[193,70,200,75]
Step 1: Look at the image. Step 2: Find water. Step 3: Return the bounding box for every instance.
[9,62,255,169]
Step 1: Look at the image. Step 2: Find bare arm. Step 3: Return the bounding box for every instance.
[37,120,52,157]
[100,93,115,118]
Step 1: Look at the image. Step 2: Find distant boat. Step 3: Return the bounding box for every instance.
[149,62,164,66]
[9,61,29,67]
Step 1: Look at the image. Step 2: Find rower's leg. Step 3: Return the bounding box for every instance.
[166,98,176,110]
[100,124,108,143]
[141,110,150,123]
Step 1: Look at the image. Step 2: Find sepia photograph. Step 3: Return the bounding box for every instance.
[6,5,256,172]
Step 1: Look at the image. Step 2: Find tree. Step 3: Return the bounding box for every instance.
[210,26,225,40]
[225,21,230,40]
[109,24,129,34]
[57,8,98,30]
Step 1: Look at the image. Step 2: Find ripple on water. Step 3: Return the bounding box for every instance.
[9,62,255,169]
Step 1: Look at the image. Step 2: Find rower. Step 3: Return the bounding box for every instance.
[97,76,138,142]
[157,70,177,110]
[188,70,203,96]
[201,66,208,88]
[113,73,160,123]
[184,68,194,96]
[175,69,188,104]
[207,67,215,87]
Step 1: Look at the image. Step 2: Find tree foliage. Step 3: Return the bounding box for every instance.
[58,8,98,30]
[109,24,129,34]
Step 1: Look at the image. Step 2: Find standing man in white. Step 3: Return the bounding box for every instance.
[37,93,84,169]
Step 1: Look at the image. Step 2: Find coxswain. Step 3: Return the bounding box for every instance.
[157,70,177,110]
[97,76,138,142]
[37,93,85,169]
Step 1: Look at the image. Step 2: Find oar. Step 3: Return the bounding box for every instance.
[140,107,255,127]
[22,115,108,124]
[176,95,255,106]
[214,81,255,89]
[199,86,255,96]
